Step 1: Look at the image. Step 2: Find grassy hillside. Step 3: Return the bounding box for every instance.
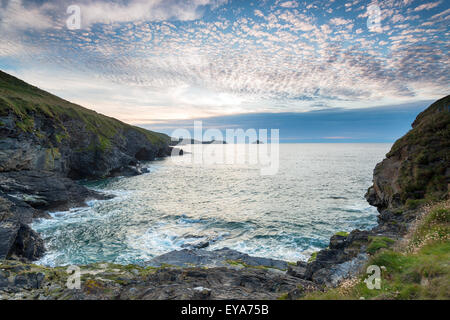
[0,70,170,146]
[302,201,449,300]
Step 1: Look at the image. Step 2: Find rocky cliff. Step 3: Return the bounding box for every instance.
[0,70,172,179]
[365,95,449,211]
[0,70,175,261]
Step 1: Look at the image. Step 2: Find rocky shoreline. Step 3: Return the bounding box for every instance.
[0,70,448,300]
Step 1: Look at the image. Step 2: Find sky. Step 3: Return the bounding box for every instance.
[0,0,448,141]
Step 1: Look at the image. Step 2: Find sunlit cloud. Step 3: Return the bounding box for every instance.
[0,0,448,123]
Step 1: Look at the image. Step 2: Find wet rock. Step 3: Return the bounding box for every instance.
[192,286,212,300]
[0,194,44,261]
[0,171,110,211]
[329,234,347,249]
[311,253,369,287]
[181,241,210,250]
[13,272,45,289]
[287,265,307,279]
[32,210,52,220]
[0,270,9,288]
[0,221,20,259]
[347,229,370,243]
[110,165,145,177]
[11,225,45,261]
[303,229,372,286]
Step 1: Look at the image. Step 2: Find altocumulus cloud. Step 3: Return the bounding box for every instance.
[0,0,448,122]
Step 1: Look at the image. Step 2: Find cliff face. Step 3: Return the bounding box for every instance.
[366,96,449,211]
[0,70,171,179]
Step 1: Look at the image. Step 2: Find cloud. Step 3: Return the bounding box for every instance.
[0,0,227,31]
[329,17,352,26]
[430,8,450,19]
[78,0,227,26]
[414,1,442,12]
[0,0,54,32]
[0,0,447,122]
[279,1,299,8]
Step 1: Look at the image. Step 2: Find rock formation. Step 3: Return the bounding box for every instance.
[0,70,172,179]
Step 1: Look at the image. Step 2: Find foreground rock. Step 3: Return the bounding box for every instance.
[0,260,318,300]
[0,195,44,261]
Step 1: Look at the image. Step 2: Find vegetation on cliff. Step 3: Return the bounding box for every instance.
[0,70,172,178]
[367,95,449,210]
[302,201,449,300]
[0,70,169,146]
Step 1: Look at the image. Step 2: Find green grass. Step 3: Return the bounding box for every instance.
[225,259,286,271]
[303,241,450,300]
[405,199,429,210]
[277,293,289,300]
[302,202,450,300]
[408,205,450,251]
[367,236,395,255]
[308,251,318,263]
[334,231,349,237]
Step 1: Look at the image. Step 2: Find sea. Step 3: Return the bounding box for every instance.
[32,143,391,266]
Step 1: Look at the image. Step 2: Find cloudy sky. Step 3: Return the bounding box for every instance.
[0,0,448,140]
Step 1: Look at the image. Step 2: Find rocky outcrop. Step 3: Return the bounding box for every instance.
[147,248,289,270]
[0,194,44,260]
[366,95,449,211]
[0,171,111,211]
[0,170,112,260]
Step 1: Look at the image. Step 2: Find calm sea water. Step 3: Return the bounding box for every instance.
[32,143,391,266]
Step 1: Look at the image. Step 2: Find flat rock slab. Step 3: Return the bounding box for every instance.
[147,248,289,271]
